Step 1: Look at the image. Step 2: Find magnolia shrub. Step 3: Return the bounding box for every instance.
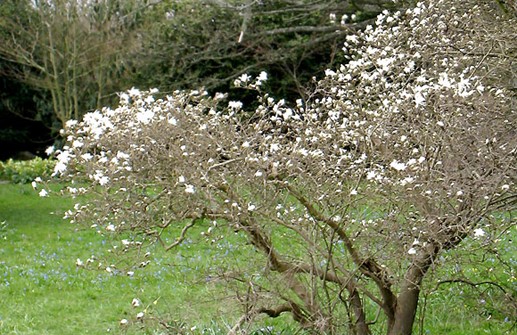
[44,1,515,334]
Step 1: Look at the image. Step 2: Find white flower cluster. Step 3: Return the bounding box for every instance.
[233,71,268,89]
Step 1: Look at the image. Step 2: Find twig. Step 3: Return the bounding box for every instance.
[436,278,508,294]
[164,219,198,251]
[208,158,245,172]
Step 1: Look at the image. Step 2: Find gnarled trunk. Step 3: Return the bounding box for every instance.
[388,286,421,335]
[387,245,439,335]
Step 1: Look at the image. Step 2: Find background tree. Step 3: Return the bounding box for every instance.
[47,0,516,334]
[0,0,400,157]
[0,61,52,159]
[135,0,400,101]
[0,0,148,130]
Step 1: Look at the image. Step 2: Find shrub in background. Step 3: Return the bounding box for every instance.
[0,157,56,184]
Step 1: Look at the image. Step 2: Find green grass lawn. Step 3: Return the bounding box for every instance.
[0,183,254,335]
[0,183,515,334]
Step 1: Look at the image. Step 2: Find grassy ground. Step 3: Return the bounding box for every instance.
[0,183,254,335]
[0,183,515,334]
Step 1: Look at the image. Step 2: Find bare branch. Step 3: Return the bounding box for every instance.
[164,219,198,251]
[436,278,509,294]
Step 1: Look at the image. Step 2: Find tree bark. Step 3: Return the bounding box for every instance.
[388,286,420,335]
[349,287,371,335]
[387,245,439,335]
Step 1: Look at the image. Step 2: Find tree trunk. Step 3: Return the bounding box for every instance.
[387,245,439,335]
[349,287,371,335]
[387,287,420,335]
